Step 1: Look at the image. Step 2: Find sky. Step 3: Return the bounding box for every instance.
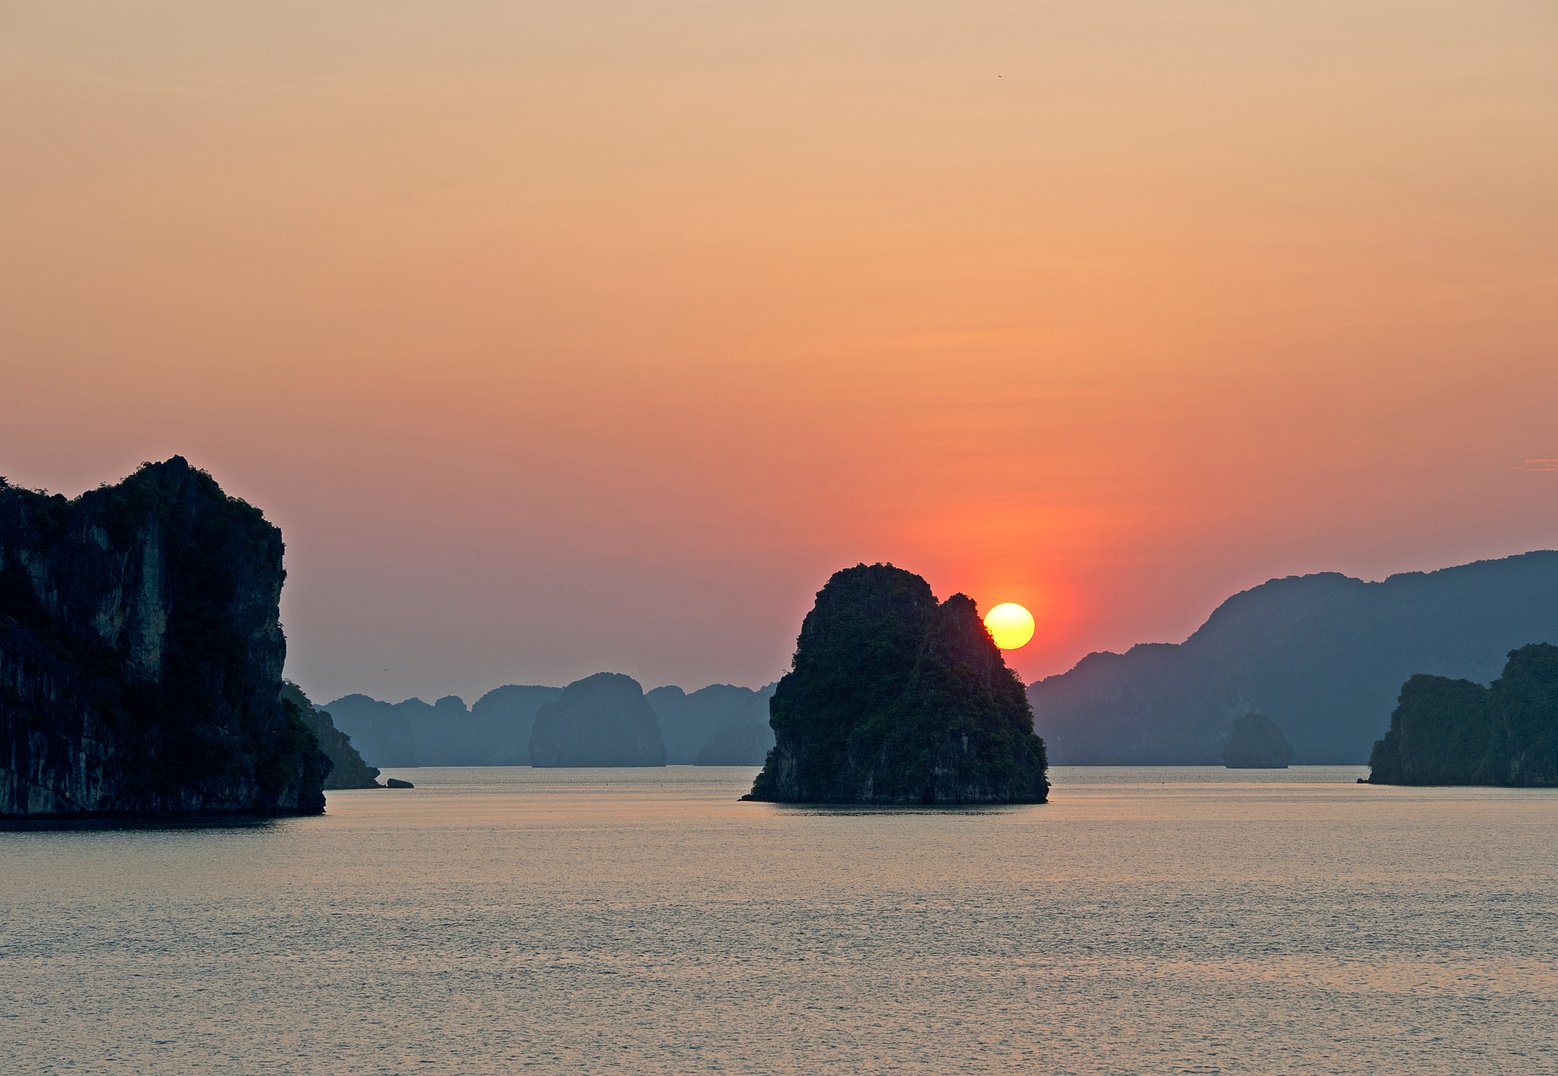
[3,2,1556,703]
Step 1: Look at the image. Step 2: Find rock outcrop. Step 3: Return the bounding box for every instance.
[281,682,381,789]
[1030,552,1558,764]
[528,672,667,767]
[0,458,328,818]
[1367,644,1558,786]
[1221,712,1294,768]
[747,564,1048,804]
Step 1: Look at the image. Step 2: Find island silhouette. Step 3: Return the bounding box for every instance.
[0,459,344,818]
[746,564,1049,805]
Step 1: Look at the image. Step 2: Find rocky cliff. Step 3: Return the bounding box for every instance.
[1030,552,1558,764]
[529,672,667,767]
[747,564,1048,804]
[1368,644,1558,786]
[0,458,329,818]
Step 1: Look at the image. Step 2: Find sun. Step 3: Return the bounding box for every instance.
[984,602,1035,650]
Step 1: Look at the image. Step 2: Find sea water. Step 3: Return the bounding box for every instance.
[2,766,1555,1074]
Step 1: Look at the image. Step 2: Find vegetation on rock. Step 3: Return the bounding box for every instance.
[1368,644,1558,786]
[747,564,1048,804]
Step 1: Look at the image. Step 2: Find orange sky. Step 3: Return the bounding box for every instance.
[3,2,1556,701]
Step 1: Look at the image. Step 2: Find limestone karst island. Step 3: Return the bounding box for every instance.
[1366,644,1558,787]
[746,563,1050,805]
[0,458,376,819]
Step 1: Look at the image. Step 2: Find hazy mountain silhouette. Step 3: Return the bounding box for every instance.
[647,683,776,764]
[326,679,776,768]
[323,686,559,767]
[1030,552,1558,764]
[1221,712,1293,769]
[529,672,666,767]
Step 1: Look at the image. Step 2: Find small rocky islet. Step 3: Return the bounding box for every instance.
[746,563,1049,805]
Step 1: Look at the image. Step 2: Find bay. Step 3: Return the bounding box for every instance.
[3,766,1555,1074]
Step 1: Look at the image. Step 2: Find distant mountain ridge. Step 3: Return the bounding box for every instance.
[1029,552,1558,764]
[323,687,559,767]
[648,683,777,765]
[323,678,775,768]
[529,672,665,767]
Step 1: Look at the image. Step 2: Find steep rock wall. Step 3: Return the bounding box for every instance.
[0,458,328,818]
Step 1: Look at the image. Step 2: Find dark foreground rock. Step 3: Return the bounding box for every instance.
[0,458,329,819]
[1367,644,1558,786]
[1222,712,1294,768]
[747,564,1048,804]
[385,777,414,789]
[528,672,667,767]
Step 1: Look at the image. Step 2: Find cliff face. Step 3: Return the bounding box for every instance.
[1030,552,1558,764]
[0,458,328,818]
[528,672,667,767]
[748,564,1048,804]
[1368,644,1558,786]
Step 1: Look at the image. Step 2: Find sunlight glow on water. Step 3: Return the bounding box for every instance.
[3,766,1555,1073]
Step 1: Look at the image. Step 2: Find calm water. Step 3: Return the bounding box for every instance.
[3,766,1556,1074]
